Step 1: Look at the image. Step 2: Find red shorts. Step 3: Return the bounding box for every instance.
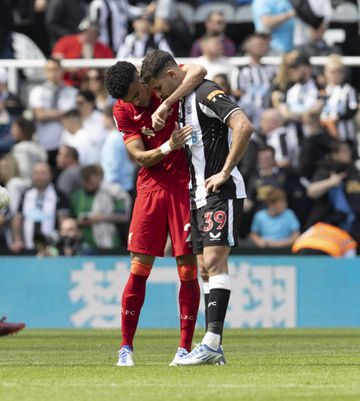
[127,184,192,257]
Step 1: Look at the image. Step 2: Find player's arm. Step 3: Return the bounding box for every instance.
[205,109,253,193]
[152,64,207,130]
[126,123,192,168]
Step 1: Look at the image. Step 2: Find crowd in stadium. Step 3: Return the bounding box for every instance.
[0,0,359,256]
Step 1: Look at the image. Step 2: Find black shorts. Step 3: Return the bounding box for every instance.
[191,198,244,254]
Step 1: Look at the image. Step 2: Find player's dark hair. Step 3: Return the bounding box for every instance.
[141,50,177,84]
[105,61,137,99]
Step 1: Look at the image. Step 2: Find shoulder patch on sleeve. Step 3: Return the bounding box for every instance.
[207,90,225,101]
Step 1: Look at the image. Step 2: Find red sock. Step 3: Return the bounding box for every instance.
[178,275,200,351]
[121,262,151,349]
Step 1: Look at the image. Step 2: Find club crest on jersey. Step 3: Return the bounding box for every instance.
[186,102,192,114]
[141,127,155,138]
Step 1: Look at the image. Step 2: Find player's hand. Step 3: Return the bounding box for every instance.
[204,171,230,193]
[0,186,10,209]
[152,102,170,131]
[169,123,192,150]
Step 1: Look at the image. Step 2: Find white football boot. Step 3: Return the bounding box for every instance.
[175,343,224,366]
[169,347,189,366]
[116,345,134,367]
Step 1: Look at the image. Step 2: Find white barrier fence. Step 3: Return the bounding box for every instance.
[2,56,360,93]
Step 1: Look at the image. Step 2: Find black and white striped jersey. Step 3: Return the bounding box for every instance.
[266,126,299,167]
[180,80,247,210]
[230,63,277,109]
[321,83,358,141]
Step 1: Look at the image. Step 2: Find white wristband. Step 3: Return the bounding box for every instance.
[160,140,172,155]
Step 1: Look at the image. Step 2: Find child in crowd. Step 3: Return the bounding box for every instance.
[249,187,300,248]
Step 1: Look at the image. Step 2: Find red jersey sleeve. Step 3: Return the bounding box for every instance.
[113,101,141,144]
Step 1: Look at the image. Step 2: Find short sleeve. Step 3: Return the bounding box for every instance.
[250,211,261,234]
[29,86,45,109]
[199,81,241,123]
[113,103,141,144]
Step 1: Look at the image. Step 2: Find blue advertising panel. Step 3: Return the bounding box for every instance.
[0,256,359,328]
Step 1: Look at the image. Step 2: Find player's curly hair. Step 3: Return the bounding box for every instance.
[105,61,137,99]
[141,50,177,84]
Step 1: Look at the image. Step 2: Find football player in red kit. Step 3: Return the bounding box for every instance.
[105,61,206,366]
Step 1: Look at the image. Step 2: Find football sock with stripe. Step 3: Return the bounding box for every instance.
[203,273,231,350]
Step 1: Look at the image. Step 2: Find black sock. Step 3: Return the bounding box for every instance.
[204,292,210,332]
[207,288,230,337]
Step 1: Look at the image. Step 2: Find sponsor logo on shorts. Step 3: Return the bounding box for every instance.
[209,232,221,241]
[208,301,217,307]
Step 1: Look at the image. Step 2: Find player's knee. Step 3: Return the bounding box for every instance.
[130,260,152,277]
[177,264,198,281]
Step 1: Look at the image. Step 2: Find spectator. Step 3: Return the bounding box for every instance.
[320,55,358,143]
[260,108,298,168]
[100,106,136,196]
[61,109,100,165]
[12,0,50,56]
[277,53,323,143]
[252,0,296,53]
[45,0,87,47]
[88,0,154,54]
[70,164,131,249]
[0,154,30,215]
[271,50,299,109]
[10,116,47,180]
[295,22,342,81]
[0,68,24,155]
[250,187,300,248]
[81,69,113,111]
[76,91,108,154]
[298,110,333,180]
[231,33,276,111]
[196,35,234,81]
[190,11,236,57]
[117,13,172,59]
[52,18,114,87]
[292,221,358,257]
[10,162,70,252]
[55,145,82,197]
[152,9,193,57]
[306,140,360,243]
[29,58,78,169]
[56,217,97,256]
[245,145,309,227]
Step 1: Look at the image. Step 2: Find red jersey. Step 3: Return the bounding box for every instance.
[113,93,190,192]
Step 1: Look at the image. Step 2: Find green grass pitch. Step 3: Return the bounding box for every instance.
[1,329,360,401]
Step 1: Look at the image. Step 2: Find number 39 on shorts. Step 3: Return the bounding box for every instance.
[203,211,227,232]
